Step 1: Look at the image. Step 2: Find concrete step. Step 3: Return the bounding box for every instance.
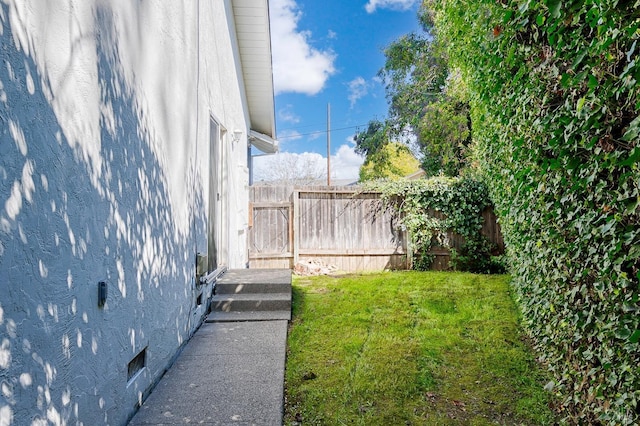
[211,293,291,313]
[215,280,291,295]
[216,269,291,295]
[205,310,291,322]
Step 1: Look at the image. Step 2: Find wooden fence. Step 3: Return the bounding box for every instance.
[248,185,503,272]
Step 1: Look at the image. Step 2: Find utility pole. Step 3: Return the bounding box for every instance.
[327,103,331,186]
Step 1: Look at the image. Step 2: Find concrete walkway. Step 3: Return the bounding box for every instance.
[129,320,288,425]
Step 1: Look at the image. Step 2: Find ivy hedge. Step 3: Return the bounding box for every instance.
[426,0,640,423]
[365,177,504,273]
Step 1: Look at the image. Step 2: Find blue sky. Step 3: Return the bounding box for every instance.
[253,0,422,182]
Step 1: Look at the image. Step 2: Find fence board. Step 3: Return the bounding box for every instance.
[248,185,502,272]
[296,190,405,255]
[249,185,407,271]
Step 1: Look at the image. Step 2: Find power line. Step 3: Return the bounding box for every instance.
[277,123,369,140]
[278,122,327,131]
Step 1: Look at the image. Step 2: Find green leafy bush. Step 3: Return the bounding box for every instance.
[426,0,640,423]
[450,237,506,274]
[364,176,499,272]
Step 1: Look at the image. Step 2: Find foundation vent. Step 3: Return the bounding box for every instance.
[127,347,147,383]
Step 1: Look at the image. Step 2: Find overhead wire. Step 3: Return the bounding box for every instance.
[276,122,419,140]
[277,123,370,139]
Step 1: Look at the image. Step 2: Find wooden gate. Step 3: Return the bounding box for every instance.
[248,185,294,269]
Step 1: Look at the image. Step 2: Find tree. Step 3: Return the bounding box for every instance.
[359,142,420,182]
[381,31,447,133]
[417,71,472,176]
[353,119,390,157]
[374,9,473,177]
[254,152,325,185]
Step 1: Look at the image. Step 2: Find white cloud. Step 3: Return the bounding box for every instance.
[278,105,301,124]
[365,0,418,14]
[270,0,336,95]
[331,143,365,180]
[307,130,323,141]
[277,129,303,141]
[347,77,368,108]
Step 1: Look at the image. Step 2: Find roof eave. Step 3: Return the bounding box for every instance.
[249,130,279,154]
[231,0,277,140]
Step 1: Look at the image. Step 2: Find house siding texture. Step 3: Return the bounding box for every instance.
[0,1,254,424]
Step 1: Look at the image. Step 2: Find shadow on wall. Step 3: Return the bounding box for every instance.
[0,4,206,425]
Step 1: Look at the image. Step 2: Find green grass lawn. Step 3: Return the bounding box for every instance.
[284,271,556,425]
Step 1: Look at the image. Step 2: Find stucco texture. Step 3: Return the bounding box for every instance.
[0,0,253,424]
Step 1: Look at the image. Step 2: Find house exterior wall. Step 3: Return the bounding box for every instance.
[0,0,254,424]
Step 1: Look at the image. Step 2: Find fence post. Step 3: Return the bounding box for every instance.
[292,188,299,266]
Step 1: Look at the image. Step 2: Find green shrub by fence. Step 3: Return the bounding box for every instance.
[365,177,505,273]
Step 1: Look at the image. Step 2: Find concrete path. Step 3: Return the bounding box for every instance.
[129,320,288,425]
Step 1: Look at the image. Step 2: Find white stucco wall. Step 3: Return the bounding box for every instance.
[0,0,254,424]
